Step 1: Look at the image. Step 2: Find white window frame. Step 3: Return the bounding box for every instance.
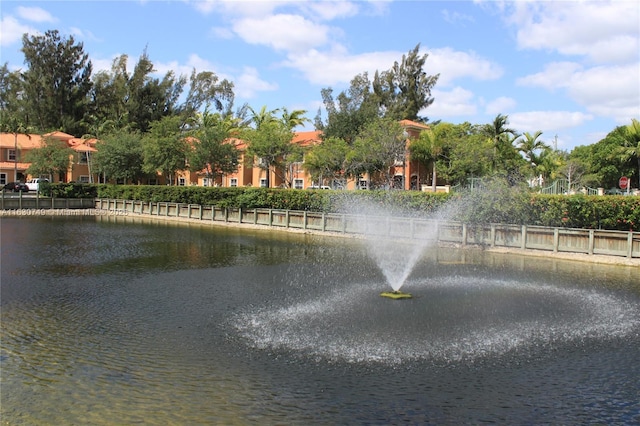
[178,177,186,186]
[259,178,268,188]
[229,178,238,187]
[293,179,304,189]
[8,149,16,161]
[78,175,90,183]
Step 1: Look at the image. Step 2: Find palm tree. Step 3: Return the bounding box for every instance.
[621,118,640,188]
[484,114,517,172]
[410,127,444,192]
[0,116,32,181]
[281,108,310,130]
[516,131,550,177]
[247,105,279,130]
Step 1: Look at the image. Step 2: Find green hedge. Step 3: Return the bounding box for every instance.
[44,183,640,231]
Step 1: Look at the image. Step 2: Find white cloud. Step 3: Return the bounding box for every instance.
[301,1,360,21]
[233,14,331,53]
[441,9,474,26]
[190,0,286,18]
[0,16,38,46]
[281,46,400,86]
[16,6,57,23]
[485,96,517,115]
[427,87,477,118]
[508,111,593,134]
[210,26,234,39]
[427,47,503,87]
[518,62,640,122]
[516,62,581,91]
[507,1,640,64]
[234,66,278,99]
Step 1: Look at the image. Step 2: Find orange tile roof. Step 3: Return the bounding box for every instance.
[43,131,75,141]
[0,133,43,149]
[292,130,322,147]
[399,119,430,130]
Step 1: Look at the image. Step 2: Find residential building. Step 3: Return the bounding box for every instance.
[0,120,432,190]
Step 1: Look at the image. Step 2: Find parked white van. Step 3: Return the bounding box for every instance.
[26,178,49,192]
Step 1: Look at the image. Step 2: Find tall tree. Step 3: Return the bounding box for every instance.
[88,55,130,131]
[410,124,449,191]
[372,43,439,122]
[303,136,349,188]
[142,116,189,185]
[483,114,518,173]
[317,74,379,144]
[621,118,640,188]
[348,118,406,189]
[25,136,73,182]
[0,64,27,123]
[181,69,235,119]
[516,131,550,178]
[21,30,92,135]
[93,129,144,183]
[0,115,32,181]
[188,110,240,186]
[281,107,310,130]
[125,49,186,133]
[244,119,295,188]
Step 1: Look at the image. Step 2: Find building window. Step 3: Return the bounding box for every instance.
[148,178,158,185]
[0,173,6,185]
[178,177,186,186]
[8,149,16,161]
[78,152,89,164]
[79,175,90,183]
[260,178,267,188]
[359,180,369,190]
[229,178,238,187]
[294,179,304,189]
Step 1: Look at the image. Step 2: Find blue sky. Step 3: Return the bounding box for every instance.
[1,0,639,151]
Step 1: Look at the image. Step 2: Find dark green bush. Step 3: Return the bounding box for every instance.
[52,183,640,231]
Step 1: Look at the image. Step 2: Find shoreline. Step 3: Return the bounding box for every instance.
[3,207,638,268]
[101,212,640,267]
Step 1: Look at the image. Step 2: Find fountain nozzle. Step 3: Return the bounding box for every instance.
[380,290,413,299]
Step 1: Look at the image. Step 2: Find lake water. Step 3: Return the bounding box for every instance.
[1,216,639,425]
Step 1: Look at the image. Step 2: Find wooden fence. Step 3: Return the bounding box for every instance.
[94,199,640,259]
[0,195,95,209]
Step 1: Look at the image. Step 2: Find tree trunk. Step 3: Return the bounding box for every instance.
[431,161,437,192]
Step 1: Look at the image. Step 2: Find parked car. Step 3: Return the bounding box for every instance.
[26,178,49,192]
[2,182,29,192]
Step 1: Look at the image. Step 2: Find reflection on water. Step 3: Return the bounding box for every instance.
[1,216,639,425]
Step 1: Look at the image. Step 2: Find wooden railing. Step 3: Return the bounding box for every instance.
[94,199,640,259]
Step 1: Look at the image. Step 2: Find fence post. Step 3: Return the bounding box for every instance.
[628,232,633,258]
[490,224,496,247]
[303,211,308,230]
[521,225,527,250]
[462,223,467,246]
[553,228,559,252]
[239,207,243,224]
[588,229,595,255]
